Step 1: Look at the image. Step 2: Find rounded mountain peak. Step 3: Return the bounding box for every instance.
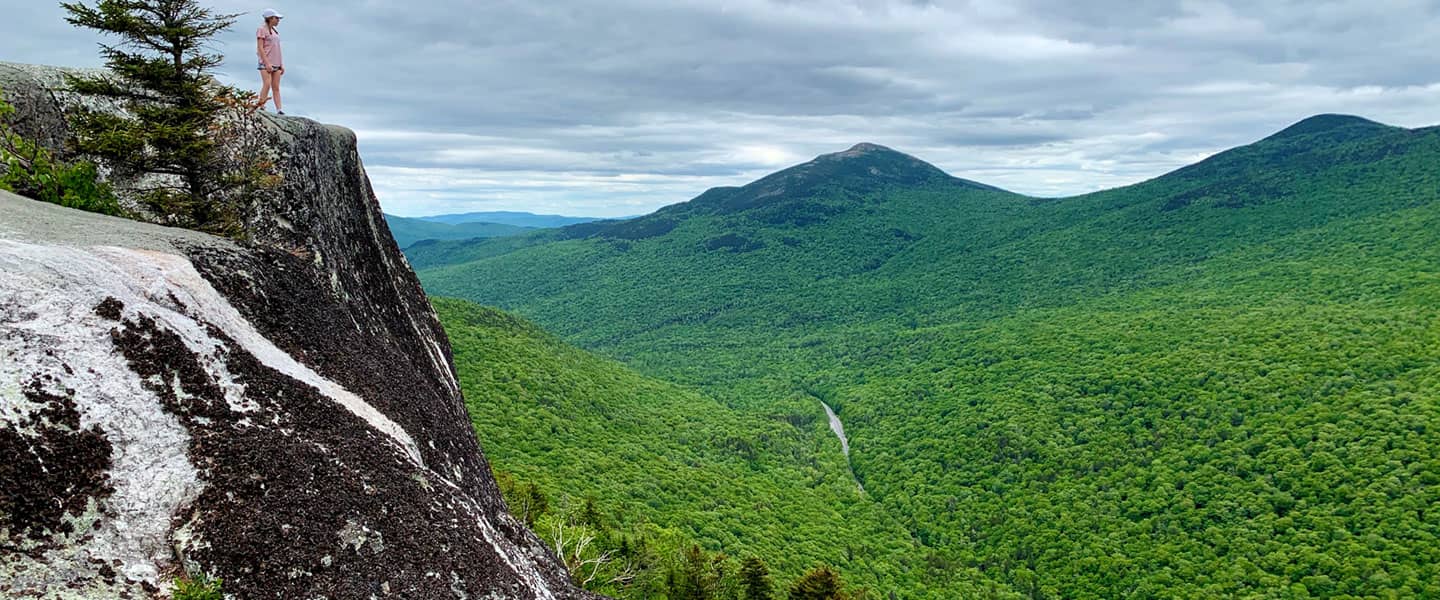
[841,142,895,155]
[1269,114,1391,140]
[674,143,1001,216]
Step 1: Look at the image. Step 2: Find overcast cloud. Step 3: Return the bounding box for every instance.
[5,0,1439,217]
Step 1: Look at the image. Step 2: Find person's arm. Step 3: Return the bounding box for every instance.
[256,30,270,69]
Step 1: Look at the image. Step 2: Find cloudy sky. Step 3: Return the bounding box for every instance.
[6,1,1439,217]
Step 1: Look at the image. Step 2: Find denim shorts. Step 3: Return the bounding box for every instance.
[257,62,282,71]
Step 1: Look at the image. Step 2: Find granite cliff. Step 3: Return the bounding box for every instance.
[0,62,595,599]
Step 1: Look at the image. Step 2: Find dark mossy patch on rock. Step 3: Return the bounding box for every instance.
[107,309,569,598]
[92,297,124,321]
[183,243,499,505]
[0,379,114,555]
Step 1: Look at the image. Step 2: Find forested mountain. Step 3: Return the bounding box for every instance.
[382,213,532,248]
[417,115,1440,597]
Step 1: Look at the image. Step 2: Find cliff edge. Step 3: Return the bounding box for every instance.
[0,62,593,599]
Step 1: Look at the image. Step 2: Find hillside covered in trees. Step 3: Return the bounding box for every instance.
[434,298,991,598]
[417,115,1440,597]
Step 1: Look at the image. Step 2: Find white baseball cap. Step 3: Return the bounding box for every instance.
[262,8,283,19]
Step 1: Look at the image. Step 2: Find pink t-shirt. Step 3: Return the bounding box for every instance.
[257,26,282,67]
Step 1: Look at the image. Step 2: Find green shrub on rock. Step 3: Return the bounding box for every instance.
[0,89,122,216]
[172,573,223,600]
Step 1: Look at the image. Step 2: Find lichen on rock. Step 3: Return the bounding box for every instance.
[0,61,596,599]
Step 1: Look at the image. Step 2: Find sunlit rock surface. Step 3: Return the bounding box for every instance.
[0,62,594,599]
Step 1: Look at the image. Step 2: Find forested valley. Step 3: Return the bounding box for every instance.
[421,115,1440,598]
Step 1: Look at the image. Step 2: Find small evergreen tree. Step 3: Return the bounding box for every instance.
[671,545,718,600]
[788,565,844,600]
[740,556,774,600]
[580,496,603,529]
[521,482,549,527]
[61,0,249,234]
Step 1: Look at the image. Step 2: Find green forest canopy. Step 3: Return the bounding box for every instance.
[435,298,994,598]
[424,115,1440,597]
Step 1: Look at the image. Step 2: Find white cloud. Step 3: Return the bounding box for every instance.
[2,0,1438,216]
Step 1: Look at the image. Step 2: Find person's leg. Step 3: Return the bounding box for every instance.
[255,69,273,110]
[271,70,283,113]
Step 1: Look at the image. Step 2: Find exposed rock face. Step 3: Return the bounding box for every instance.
[0,63,594,599]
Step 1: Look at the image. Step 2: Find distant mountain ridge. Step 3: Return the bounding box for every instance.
[402,142,1013,266]
[416,210,606,228]
[385,210,621,250]
[402,116,1408,253]
[382,214,532,248]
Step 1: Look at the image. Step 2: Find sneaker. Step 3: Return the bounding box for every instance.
[277,111,286,115]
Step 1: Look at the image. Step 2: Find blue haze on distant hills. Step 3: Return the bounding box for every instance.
[416,211,608,228]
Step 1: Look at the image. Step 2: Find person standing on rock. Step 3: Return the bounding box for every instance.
[254,8,285,115]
